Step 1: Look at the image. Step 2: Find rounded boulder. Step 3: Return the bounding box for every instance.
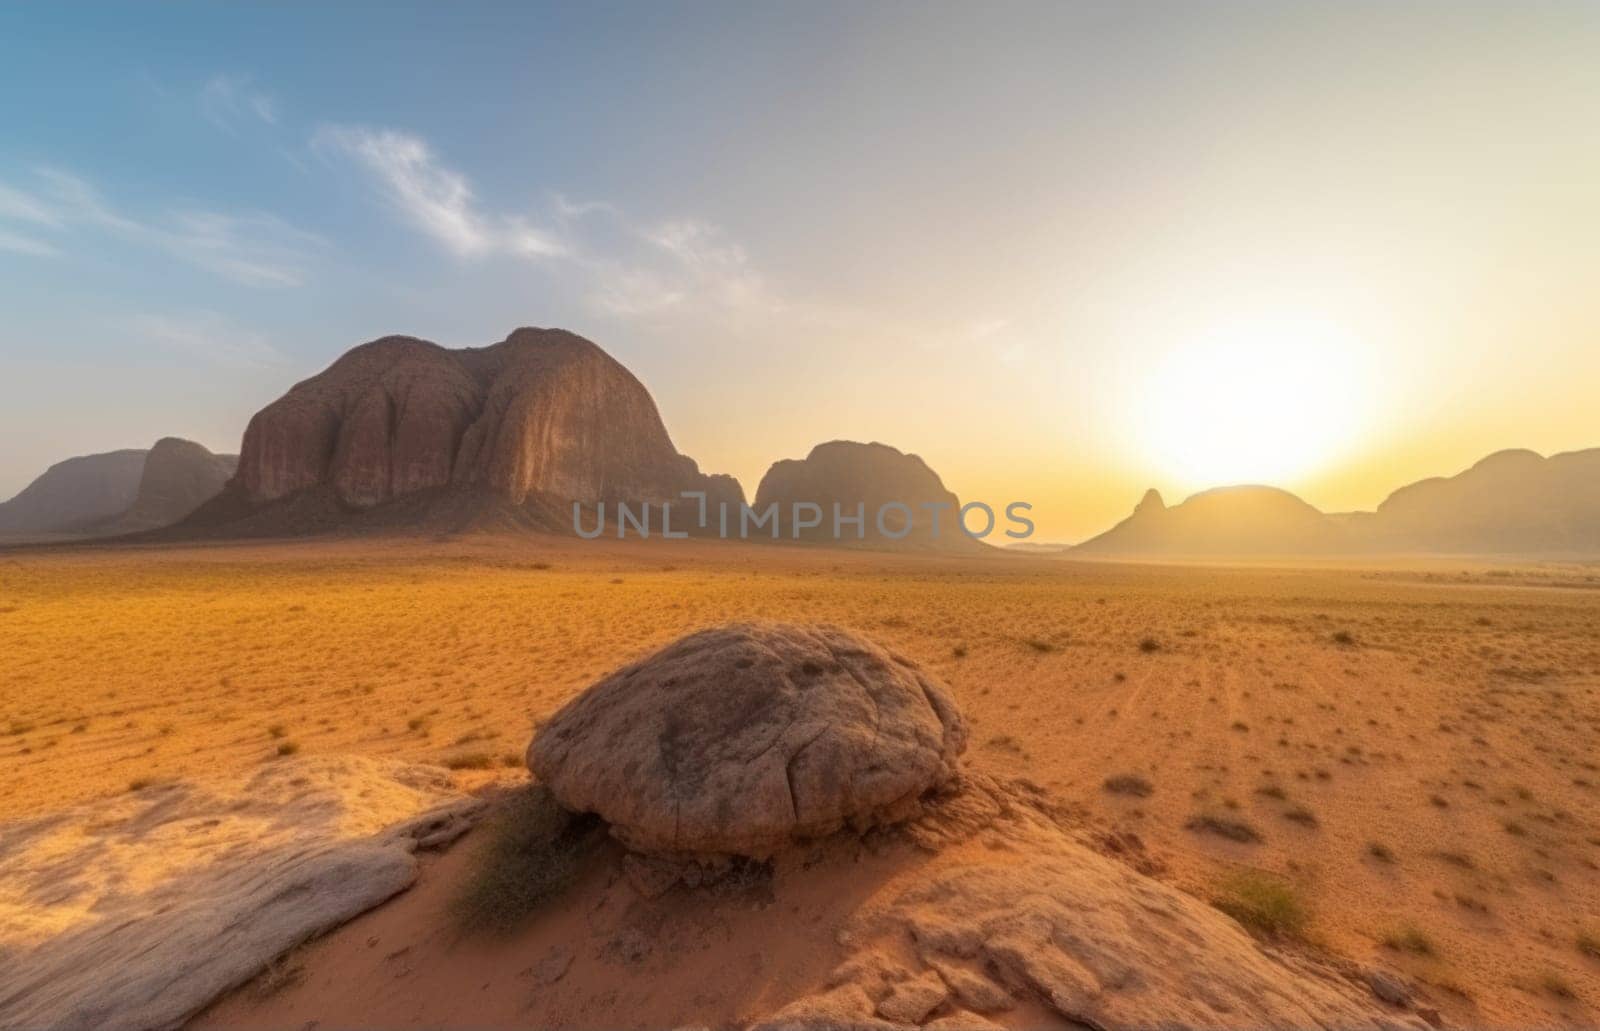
[527,622,968,858]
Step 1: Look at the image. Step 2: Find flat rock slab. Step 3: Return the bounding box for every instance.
[0,755,481,1031]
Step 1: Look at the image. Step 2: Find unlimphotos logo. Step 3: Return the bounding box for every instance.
[574,493,1034,541]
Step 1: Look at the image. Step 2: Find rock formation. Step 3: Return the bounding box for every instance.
[1367,446,1600,552]
[752,441,987,550]
[88,437,238,535]
[0,449,147,537]
[764,837,1427,1030]
[211,327,740,533]
[528,622,968,859]
[1076,485,1347,556]
[0,756,481,1031]
[0,439,238,540]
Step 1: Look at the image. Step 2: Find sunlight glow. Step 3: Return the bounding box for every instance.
[1138,316,1368,488]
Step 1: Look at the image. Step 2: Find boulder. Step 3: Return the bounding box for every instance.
[528,622,967,858]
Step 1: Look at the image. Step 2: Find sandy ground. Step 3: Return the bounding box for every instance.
[191,802,1074,1031]
[2,535,1599,1027]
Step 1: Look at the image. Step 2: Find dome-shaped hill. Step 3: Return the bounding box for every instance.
[194,327,742,535]
[1076,484,1344,556]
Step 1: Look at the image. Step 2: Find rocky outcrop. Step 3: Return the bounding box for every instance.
[89,438,237,535]
[529,622,968,859]
[1133,487,1165,517]
[764,825,1426,1031]
[0,756,482,1031]
[753,441,986,550]
[0,449,147,536]
[228,327,741,528]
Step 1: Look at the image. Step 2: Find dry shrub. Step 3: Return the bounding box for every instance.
[452,785,602,936]
[1213,870,1307,938]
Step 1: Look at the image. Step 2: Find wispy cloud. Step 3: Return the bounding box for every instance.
[0,228,59,257]
[314,126,565,259]
[200,75,278,132]
[161,209,322,288]
[0,182,61,227]
[316,123,778,321]
[124,311,287,369]
[0,168,320,287]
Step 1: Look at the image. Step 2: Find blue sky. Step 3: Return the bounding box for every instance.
[4,3,1600,537]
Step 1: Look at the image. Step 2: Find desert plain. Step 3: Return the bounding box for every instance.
[2,535,1599,1029]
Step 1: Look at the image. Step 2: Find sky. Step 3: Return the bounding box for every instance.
[2,2,1599,541]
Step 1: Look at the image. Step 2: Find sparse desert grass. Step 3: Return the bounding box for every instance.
[451,785,602,936]
[1366,841,1396,863]
[275,741,300,757]
[1185,813,1263,844]
[1103,773,1153,797]
[1281,804,1318,827]
[443,751,495,771]
[1138,636,1161,653]
[1381,924,1436,956]
[1540,972,1577,1000]
[1213,869,1308,938]
[1577,930,1600,960]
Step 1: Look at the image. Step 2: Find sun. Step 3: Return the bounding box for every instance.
[1138,316,1367,488]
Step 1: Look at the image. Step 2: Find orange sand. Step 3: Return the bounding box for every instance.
[2,536,1598,1027]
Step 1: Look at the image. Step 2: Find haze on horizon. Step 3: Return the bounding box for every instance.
[2,2,1598,540]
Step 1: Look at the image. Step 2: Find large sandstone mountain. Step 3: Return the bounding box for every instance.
[186,327,741,536]
[1077,446,1600,556]
[88,438,238,536]
[1077,485,1346,556]
[0,449,148,537]
[752,440,988,550]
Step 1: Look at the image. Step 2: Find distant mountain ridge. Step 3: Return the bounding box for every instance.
[6,328,1598,557]
[0,439,235,540]
[1078,447,1600,556]
[0,449,148,536]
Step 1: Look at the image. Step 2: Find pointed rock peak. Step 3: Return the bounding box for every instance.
[1135,488,1166,515]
